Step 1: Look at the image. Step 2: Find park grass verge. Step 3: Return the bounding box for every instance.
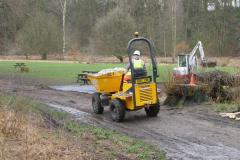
[0,60,238,85]
[215,102,240,113]
[0,61,173,84]
[0,94,165,160]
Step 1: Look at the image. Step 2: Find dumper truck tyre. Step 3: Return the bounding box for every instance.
[92,92,104,114]
[145,103,160,117]
[110,99,125,122]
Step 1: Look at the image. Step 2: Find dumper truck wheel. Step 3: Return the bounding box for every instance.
[110,99,125,122]
[92,93,104,114]
[145,103,160,117]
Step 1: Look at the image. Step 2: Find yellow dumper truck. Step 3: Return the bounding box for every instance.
[88,35,160,122]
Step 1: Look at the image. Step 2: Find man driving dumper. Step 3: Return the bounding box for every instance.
[124,50,147,82]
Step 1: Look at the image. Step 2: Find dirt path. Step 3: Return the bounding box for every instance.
[1,76,240,160]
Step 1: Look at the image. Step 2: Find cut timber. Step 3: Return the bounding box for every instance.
[202,61,217,67]
[219,112,240,120]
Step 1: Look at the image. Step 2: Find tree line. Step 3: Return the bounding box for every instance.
[0,0,240,60]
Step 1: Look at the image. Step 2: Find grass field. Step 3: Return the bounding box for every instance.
[0,60,239,84]
[0,61,174,84]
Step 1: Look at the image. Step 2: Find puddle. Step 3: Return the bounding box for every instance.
[47,103,90,122]
[50,85,95,94]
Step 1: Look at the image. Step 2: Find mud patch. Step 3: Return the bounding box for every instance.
[47,103,90,123]
[1,77,240,160]
[49,85,95,94]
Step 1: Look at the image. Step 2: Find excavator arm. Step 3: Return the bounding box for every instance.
[188,41,207,71]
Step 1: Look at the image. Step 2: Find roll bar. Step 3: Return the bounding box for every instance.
[127,37,158,83]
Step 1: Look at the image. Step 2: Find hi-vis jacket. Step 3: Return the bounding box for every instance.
[126,59,145,76]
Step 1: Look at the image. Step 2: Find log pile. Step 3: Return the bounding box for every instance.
[219,112,240,121]
[202,61,217,68]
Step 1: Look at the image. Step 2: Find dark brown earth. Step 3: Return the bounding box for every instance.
[1,75,240,160]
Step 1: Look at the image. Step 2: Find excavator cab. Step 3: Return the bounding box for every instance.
[175,54,198,76]
[178,54,188,67]
[173,54,190,78]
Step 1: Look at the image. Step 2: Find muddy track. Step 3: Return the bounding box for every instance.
[0,77,240,160]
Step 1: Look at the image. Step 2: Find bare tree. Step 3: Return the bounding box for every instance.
[170,0,177,62]
[59,0,67,60]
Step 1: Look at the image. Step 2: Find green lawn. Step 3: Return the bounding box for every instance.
[0,61,174,84]
[0,61,123,84]
[0,60,238,85]
[208,66,240,73]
